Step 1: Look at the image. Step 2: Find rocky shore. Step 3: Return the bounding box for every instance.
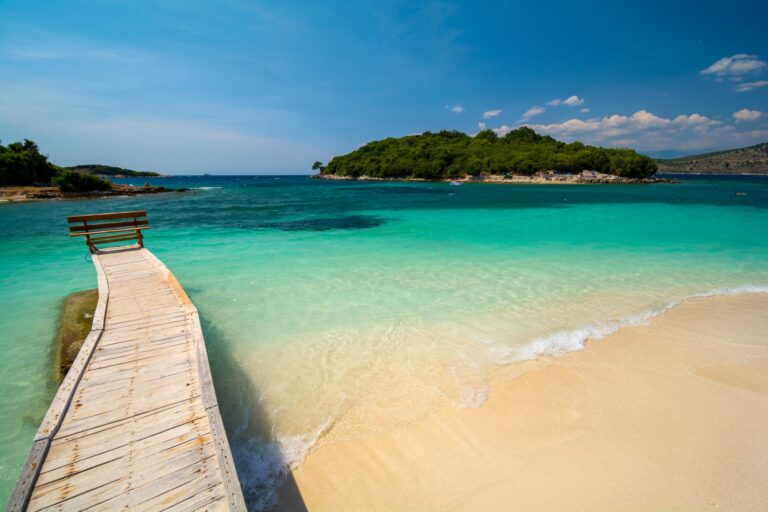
[0,184,187,203]
[313,172,674,185]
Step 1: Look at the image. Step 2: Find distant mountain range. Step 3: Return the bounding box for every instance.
[655,142,768,174]
[66,164,161,177]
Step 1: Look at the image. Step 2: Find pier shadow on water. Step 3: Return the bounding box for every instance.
[201,316,308,512]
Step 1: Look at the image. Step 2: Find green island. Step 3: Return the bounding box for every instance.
[0,139,178,202]
[315,127,658,182]
[65,164,161,178]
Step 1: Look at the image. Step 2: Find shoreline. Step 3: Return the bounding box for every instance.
[285,291,768,511]
[657,171,768,176]
[0,184,187,203]
[313,173,674,185]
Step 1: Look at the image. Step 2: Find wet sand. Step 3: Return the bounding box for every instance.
[288,293,768,511]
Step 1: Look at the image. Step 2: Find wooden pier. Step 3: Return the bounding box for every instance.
[9,211,246,511]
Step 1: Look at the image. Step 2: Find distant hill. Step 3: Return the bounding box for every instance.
[656,143,768,174]
[66,164,161,177]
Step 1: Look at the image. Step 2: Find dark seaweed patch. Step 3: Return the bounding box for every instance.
[339,185,445,195]
[261,215,384,231]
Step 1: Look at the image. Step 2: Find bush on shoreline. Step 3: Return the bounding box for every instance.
[52,170,113,192]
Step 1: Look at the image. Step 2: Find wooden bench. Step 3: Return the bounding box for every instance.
[67,210,149,252]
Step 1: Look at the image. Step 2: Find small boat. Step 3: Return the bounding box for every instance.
[449,181,463,186]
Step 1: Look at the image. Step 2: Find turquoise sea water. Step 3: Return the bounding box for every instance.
[1,175,767,508]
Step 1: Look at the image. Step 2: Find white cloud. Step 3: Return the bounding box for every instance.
[521,106,545,120]
[492,124,513,137]
[733,108,763,121]
[496,109,739,150]
[483,109,502,119]
[447,103,465,113]
[478,122,486,130]
[671,113,719,126]
[562,95,584,106]
[548,96,584,107]
[526,110,720,139]
[628,110,670,128]
[701,54,767,76]
[580,108,590,113]
[735,80,768,92]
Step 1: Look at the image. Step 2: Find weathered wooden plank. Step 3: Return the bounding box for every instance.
[37,419,213,487]
[70,226,150,238]
[76,353,194,390]
[93,335,188,360]
[41,407,209,472]
[71,366,197,412]
[163,486,227,512]
[207,406,247,511]
[101,313,189,331]
[78,456,222,512]
[14,244,246,511]
[87,341,193,371]
[99,320,190,342]
[34,257,109,441]
[96,327,190,349]
[6,440,48,512]
[105,310,187,327]
[53,398,202,445]
[70,219,149,232]
[72,367,198,412]
[90,337,188,364]
[60,385,201,434]
[29,439,217,510]
[67,210,147,223]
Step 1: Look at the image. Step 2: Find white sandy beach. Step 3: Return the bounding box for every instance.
[284,293,768,511]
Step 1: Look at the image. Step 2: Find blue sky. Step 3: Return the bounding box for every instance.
[1,0,767,173]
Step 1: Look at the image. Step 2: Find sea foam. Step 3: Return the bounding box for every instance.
[495,284,768,366]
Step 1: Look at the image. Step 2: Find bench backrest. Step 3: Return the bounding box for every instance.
[67,210,150,252]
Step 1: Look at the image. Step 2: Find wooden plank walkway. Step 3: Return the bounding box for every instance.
[9,246,246,511]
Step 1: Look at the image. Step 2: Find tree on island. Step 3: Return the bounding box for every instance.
[0,138,112,191]
[0,139,59,186]
[312,161,323,173]
[319,127,657,179]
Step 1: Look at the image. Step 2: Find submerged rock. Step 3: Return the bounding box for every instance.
[55,289,98,379]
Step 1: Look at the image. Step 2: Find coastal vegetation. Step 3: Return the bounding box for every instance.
[66,164,160,177]
[0,139,59,186]
[52,169,113,192]
[0,138,113,192]
[319,127,658,179]
[0,138,182,201]
[656,142,768,174]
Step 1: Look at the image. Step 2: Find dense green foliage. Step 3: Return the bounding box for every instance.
[66,164,160,177]
[0,139,60,186]
[322,127,657,179]
[53,170,113,192]
[1,139,116,192]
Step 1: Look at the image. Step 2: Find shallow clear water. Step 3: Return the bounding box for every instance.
[1,175,767,507]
